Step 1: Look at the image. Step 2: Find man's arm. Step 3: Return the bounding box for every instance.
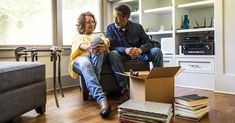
[138,25,154,53]
[106,25,127,55]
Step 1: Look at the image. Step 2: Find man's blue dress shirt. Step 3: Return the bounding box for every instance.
[106,21,153,55]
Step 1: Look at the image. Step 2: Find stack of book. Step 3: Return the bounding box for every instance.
[175,94,209,121]
[118,99,173,123]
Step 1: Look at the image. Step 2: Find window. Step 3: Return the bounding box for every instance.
[0,0,53,45]
[0,0,101,46]
[62,0,100,45]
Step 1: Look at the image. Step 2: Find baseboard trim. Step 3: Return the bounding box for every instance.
[214,90,235,95]
[46,84,80,94]
[175,85,214,91]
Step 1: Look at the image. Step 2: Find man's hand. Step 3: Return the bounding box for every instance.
[132,47,142,56]
[125,47,142,59]
[125,47,134,58]
[125,47,132,55]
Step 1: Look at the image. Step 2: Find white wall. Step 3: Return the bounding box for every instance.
[215,0,235,94]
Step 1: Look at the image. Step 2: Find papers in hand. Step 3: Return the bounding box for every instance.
[91,36,104,54]
[91,37,104,46]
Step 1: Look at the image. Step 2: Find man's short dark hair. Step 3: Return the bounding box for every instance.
[115,5,131,18]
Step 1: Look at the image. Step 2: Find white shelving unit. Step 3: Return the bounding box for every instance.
[177,0,214,9]
[146,31,173,35]
[130,11,139,16]
[144,6,172,14]
[175,0,215,90]
[175,55,215,58]
[176,27,214,33]
[113,0,140,23]
[112,0,215,90]
[142,0,172,37]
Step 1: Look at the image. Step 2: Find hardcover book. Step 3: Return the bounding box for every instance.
[175,103,208,111]
[119,111,174,123]
[175,94,209,106]
[118,99,173,123]
[118,99,172,117]
[175,106,209,116]
[175,112,209,121]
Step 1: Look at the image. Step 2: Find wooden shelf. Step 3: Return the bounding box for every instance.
[146,30,173,35]
[177,0,214,10]
[176,27,214,33]
[144,6,172,14]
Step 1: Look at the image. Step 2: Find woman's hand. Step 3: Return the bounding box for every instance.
[91,40,109,55]
[91,44,107,55]
[80,40,109,55]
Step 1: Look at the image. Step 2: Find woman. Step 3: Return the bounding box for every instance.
[68,11,111,118]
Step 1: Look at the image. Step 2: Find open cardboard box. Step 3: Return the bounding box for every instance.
[117,66,182,104]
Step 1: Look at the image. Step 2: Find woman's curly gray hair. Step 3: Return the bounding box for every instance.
[76,11,97,34]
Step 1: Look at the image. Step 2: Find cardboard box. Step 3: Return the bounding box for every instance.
[117,67,181,104]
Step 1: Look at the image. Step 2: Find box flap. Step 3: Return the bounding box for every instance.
[147,66,181,79]
[175,68,185,76]
[135,71,149,79]
[116,72,147,80]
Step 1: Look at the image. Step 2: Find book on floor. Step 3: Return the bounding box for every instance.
[175,94,209,107]
[175,112,209,121]
[175,106,209,116]
[119,118,138,123]
[119,112,174,123]
[174,94,210,121]
[118,99,173,123]
[118,99,172,117]
[175,103,208,111]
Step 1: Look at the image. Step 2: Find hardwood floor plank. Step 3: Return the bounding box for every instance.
[11,86,235,123]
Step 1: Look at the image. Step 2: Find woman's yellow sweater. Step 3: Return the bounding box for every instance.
[69,33,110,79]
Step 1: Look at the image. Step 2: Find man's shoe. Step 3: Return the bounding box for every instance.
[99,100,111,118]
[118,90,130,104]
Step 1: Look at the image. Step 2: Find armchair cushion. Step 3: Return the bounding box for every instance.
[0,62,45,94]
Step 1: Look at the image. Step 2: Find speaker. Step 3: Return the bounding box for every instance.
[161,38,174,55]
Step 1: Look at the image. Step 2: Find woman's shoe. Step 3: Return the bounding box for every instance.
[100,105,111,118]
[99,100,111,118]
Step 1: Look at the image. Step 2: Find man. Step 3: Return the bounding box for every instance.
[106,5,163,103]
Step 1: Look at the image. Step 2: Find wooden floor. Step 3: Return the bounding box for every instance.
[12,86,235,123]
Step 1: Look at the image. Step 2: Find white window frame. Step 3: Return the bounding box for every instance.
[0,0,105,49]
